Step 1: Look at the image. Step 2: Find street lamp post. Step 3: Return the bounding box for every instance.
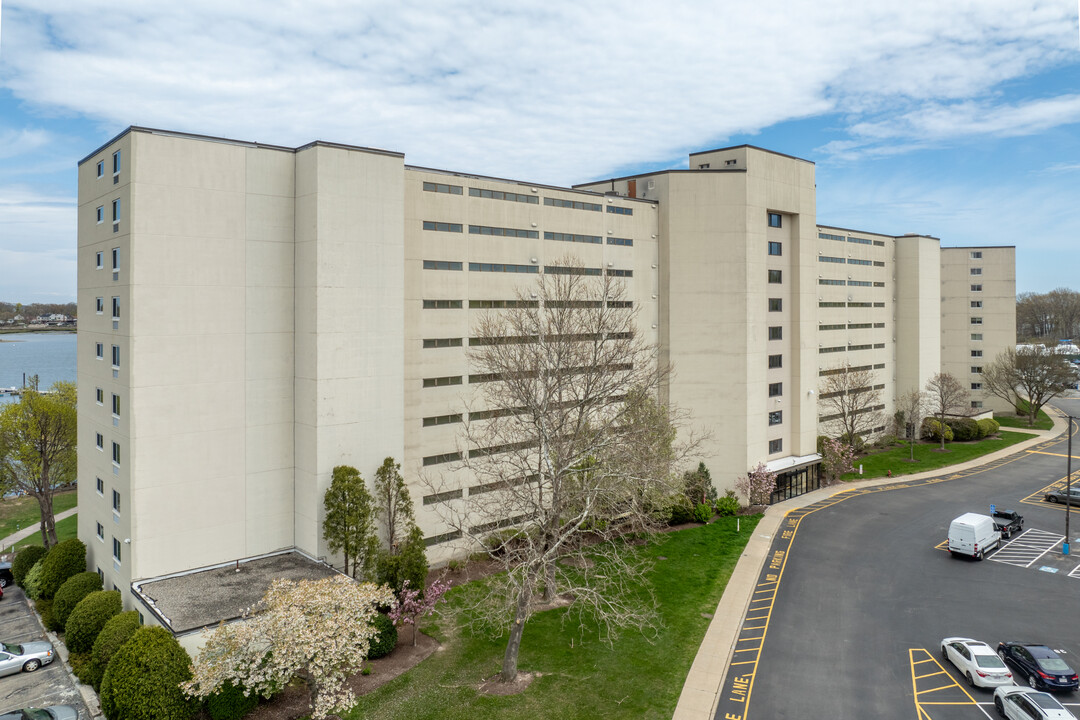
[1066,415,1074,556]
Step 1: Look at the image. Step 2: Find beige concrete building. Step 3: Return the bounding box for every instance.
[77,128,1015,624]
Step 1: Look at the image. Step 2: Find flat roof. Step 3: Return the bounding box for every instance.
[132,550,340,634]
[406,164,658,203]
[571,167,745,190]
[688,143,814,165]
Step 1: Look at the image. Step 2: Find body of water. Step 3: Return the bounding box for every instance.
[0,332,77,404]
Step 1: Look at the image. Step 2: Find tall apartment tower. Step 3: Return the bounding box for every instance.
[77,128,1015,618]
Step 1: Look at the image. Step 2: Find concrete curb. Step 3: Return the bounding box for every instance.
[22,592,101,719]
[672,410,1068,720]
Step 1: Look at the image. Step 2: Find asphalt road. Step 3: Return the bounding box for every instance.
[715,407,1080,720]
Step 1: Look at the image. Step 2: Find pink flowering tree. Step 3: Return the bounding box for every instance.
[183,576,395,720]
[821,437,857,483]
[734,463,777,506]
[388,577,451,646]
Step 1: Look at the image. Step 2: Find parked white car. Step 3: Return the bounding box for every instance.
[941,637,1013,688]
[0,641,55,677]
[994,686,1077,719]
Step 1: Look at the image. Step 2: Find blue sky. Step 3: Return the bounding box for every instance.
[1,1,1078,303]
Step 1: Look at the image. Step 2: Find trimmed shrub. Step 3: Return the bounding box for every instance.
[23,560,46,600]
[946,417,980,442]
[715,490,740,517]
[53,571,103,630]
[35,598,55,631]
[375,525,429,599]
[921,418,954,443]
[65,590,122,653]
[668,499,695,525]
[100,626,197,720]
[207,680,259,720]
[367,612,398,660]
[682,462,717,506]
[70,651,96,686]
[38,538,87,599]
[978,418,1000,437]
[13,545,48,587]
[693,502,713,524]
[90,611,141,691]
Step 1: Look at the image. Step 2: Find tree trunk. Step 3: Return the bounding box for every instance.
[501,579,533,682]
[939,414,946,451]
[541,554,556,603]
[34,492,55,548]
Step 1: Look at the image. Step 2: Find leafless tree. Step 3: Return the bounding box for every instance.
[1017,288,1080,342]
[925,373,968,450]
[895,389,926,461]
[817,363,883,447]
[983,347,1075,426]
[422,259,696,683]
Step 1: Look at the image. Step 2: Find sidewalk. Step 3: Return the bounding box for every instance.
[1,506,78,554]
[672,414,1067,720]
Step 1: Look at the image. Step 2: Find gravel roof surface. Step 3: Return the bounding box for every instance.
[135,551,339,633]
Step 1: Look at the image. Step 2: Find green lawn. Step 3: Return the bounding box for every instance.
[346,515,760,720]
[0,489,77,539]
[994,404,1053,430]
[9,513,78,551]
[842,430,1034,480]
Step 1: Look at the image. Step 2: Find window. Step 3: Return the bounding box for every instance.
[768,326,783,340]
[112,150,121,175]
[422,221,462,233]
[111,345,120,367]
[96,388,104,404]
[971,333,983,341]
[970,251,982,259]
[96,251,104,269]
[422,413,463,427]
[112,247,119,270]
[545,231,602,245]
[422,181,462,194]
[469,299,538,309]
[970,284,983,292]
[819,301,845,308]
[423,375,462,388]
[768,269,782,284]
[96,206,104,223]
[872,261,885,267]
[768,354,783,369]
[96,477,104,495]
[818,233,844,241]
[847,236,871,245]
[848,280,872,287]
[970,300,982,308]
[847,258,872,266]
[422,299,462,309]
[422,338,462,349]
[96,523,104,541]
[820,346,846,353]
[96,297,104,314]
[768,241,782,256]
[545,265,601,276]
[607,237,633,246]
[468,225,538,238]
[113,537,122,563]
[971,350,983,357]
[607,205,632,215]
[112,489,121,513]
[423,260,463,271]
[768,298,782,312]
[971,401,984,409]
[971,383,983,390]
[422,452,462,467]
[469,187,538,204]
[819,279,845,286]
[768,382,783,397]
[111,199,120,223]
[971,366,983,373]
[544,197,602,212]
[112,394,120,416]
[768,213,782,228]
[112,442,120,465]
[970,268,982,275]
[469,262,538,274]
[606,268,633,277]
[872,240,886,247]
[423,489,464,505]
[96,433,104,450]
[96,160,104,177]
[95,342,104,359]
[819,324,845,331]
[112,297,120,319]
[970,317,983,325]
[819,256,845,264]
[769,439,783,454]
[769,410,783,426]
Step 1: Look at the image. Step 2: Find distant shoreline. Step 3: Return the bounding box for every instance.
[0,327,76,337]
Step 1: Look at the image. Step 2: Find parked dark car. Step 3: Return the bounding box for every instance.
[0,562,12,588]
[992,509,1024,539]
[1044,487,1080,505]
[997,642,1080,692]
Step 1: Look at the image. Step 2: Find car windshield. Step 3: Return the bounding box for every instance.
[1037,658,1071,672]
[24,710,53,720]
[975,654,1006,669]
[1030,693,1064,710]
[0,643,21,655]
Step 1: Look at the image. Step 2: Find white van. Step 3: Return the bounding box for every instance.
[948,513,1001,560]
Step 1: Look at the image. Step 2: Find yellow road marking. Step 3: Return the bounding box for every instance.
[1025,450,1080,459]
[908,648,982,719]
[915,670,947,680]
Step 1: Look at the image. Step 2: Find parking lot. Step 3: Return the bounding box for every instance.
[0,586,89,718]
[713,426,1080,720]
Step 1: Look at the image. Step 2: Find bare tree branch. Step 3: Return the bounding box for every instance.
[817,363,883,447]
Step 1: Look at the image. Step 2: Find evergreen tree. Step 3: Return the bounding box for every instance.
[322,466,378,579]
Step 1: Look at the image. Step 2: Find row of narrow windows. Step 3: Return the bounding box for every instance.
[422,180,635,215]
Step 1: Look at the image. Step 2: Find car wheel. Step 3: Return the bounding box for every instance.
[0,577,7,588]
[1003,529,1011,539]
[941,646,948,661]
[994,696,1005,717]
[22,659,41,672]
[966,672,975,687]
[977,549,985,560]
[1048,496,1059,503]
[1029,673,1039,689]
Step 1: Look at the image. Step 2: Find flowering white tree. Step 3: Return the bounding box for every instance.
[735,463,777,506]
[820,437,856,483]
[388,577,451,646]
[183,576,395,720]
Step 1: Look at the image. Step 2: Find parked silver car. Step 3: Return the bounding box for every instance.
[0,707,79,720]
[0,641,55,676]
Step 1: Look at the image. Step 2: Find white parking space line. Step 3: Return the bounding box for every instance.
[1069,563,1080,579]
[990,528,1064,568]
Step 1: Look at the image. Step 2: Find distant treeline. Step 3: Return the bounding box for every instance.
[1017,288,1080,343]
[0,301,78,323]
